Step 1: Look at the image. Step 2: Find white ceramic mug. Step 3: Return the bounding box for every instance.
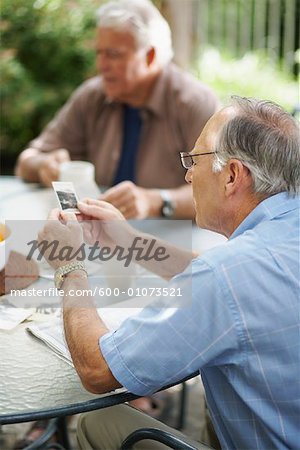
[59,161,95,184]
[59,161,101,198]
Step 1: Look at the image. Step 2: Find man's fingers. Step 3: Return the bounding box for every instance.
[40,171,56,187]
[77,202,106,219]
[39,159,60,186]
[78,200,114,213]
[102,192,133,214]
[101,185,130,204]
[81,198,117,210]
[55,148,70,163]
[61,212,81,232]
[41,210,62,237]
[61,211,78,222]
[47,208,61,220]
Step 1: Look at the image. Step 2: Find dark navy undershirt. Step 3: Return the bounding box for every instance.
[113,105,142,185]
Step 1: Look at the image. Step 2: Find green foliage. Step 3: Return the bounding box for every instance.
[1,1,298,174]
[196,47,299,113]
[1,0,99,171]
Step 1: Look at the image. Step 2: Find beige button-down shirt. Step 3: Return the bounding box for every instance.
[29,64,218,188]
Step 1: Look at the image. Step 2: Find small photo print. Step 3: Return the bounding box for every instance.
[52,182,80,213]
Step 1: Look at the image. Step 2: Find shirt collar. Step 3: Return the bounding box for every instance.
[101,65,170,117]
[230,192,300,240]
[143,65,170,117]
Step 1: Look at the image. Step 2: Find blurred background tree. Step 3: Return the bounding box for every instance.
[165,0,299,110]
[1,0,299,175]
[0,0,99,173]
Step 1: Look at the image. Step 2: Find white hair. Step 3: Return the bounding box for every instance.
[212,97,300,196]
[96,0,174,65]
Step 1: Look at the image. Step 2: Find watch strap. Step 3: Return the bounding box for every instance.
[54,261,87,289]
[160,190,175,218]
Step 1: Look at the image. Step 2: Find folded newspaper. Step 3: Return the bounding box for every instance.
[26,306,142,366]
[0,304,35,330]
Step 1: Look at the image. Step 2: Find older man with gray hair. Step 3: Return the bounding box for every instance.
[37,97,300,449]
[16,0,218,220]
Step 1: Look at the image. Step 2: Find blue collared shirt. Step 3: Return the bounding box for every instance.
[101,192,300,450]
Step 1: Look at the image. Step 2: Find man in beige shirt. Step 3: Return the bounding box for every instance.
[16,0,218,219]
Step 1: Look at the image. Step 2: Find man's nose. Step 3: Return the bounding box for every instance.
[185,168,192,184]
[98,54,111,72]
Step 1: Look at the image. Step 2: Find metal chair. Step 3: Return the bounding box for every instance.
[176,380,188,430]
[15,372,200,450]
[120,374,215,450]
[18,417,69,450]
[120,427,214,450]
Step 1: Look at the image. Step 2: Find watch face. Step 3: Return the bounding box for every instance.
[160,190,175,218]
[162,202,174,217]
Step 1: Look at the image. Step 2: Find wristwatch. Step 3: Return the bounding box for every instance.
[54,261,87,289]
[160,190,175,218]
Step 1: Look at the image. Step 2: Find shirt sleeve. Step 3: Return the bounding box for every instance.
[100,258,241,396]
[28,79,95,158]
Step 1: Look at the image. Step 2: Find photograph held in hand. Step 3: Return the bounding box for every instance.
[52,181,80,214]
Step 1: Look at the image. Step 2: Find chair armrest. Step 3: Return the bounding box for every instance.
[120,427,213,450]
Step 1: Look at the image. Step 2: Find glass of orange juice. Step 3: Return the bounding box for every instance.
[0,223,11,270]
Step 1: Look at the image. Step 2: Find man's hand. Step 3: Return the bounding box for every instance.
[39,207,121,395]
[77,198,195,280]
[100,181,162,219]
[38,209,84,270]
[16,148,70,186]
[38,149,70,187]
[77,199,133,249]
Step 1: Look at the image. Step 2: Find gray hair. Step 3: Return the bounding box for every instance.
[213,97,300,196]
[96,0,173,66]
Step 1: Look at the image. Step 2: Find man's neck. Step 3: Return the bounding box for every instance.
[224,194,264,238]
[123,69,161,108]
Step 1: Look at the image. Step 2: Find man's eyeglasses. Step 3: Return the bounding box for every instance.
[179,151,217,169]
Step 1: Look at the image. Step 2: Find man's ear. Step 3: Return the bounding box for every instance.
[224,159,251,197]
[146,47,156,66]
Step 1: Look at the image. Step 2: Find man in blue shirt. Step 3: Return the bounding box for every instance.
[40,97,300,449]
